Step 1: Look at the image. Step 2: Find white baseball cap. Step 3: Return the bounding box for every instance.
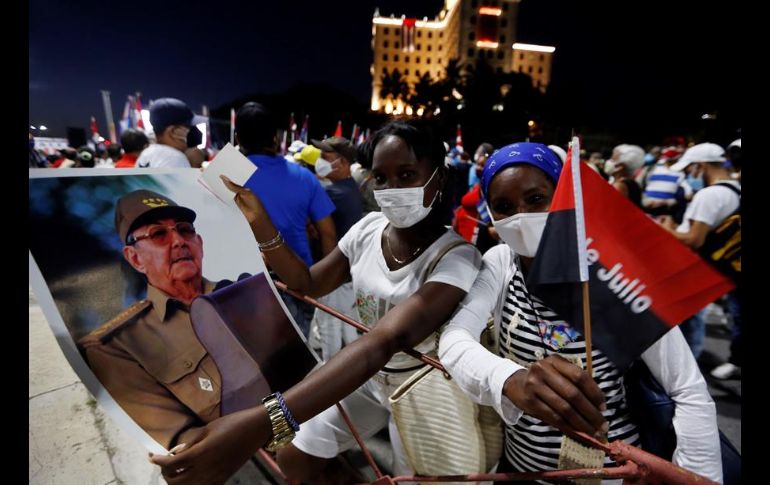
[670,143,726,171]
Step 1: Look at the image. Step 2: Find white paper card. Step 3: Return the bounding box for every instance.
[198,143,257,205]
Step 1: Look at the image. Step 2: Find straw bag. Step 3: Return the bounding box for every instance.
[388,240,503,480]
[389,364,503,480]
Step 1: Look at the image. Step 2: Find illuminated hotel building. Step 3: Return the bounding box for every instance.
[370,0,555,114]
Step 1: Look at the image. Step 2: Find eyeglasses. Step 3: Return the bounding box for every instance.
[127,221,197,246]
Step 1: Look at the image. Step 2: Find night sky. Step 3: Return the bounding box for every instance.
[29,0,741,140]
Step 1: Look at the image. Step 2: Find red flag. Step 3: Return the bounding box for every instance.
[90,116,101,142]
[135,93,145,129]
[528,139,734,371]
[455,124,463,152]
[334,120,343,137]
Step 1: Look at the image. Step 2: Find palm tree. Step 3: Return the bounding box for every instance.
[380,68,409,107]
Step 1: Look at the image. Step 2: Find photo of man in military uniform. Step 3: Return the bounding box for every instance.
[77,189,225,449]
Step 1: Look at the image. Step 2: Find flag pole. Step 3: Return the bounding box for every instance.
[583,282,593,375]
[570,134,593,376]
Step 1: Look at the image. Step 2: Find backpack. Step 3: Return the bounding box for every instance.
[698,182,741,285]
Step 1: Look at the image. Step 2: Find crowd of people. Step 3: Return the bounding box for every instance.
[36,95,741,484]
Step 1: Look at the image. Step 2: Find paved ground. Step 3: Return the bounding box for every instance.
[29,290,740,483]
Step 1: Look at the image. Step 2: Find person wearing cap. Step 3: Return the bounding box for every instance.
[136,97,204,169]
[76,146,96,168]
[657,142,741,378]
[234,102,337,336]
[438,142,723,483]
[726,138,741,182]
[604,144,645,208]
[79,190,224,449]
[307,136,364,360]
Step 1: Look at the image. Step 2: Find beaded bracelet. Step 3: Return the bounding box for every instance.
[274,391,300,432]
[258,232,284,251]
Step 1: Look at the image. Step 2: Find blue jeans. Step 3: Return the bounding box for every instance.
[725,290,742,366]
[680,308,706,360]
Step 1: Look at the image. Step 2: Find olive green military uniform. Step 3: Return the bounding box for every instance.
[80,279,221,449]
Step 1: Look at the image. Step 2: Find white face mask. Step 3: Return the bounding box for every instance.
[603,160,617,176]
[315,157,334,177]
[490,210,549,257]
[374,167,439,228]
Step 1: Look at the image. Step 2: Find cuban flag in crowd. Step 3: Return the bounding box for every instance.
[134,93,145,129]
[527,137,734,371]
[90,116,101,143]
[455,124,463,153]
[334,120,343,137]
[402,18,416,52]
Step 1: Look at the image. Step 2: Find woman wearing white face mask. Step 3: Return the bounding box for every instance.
[153,119,482,484]
[438,142,722,483]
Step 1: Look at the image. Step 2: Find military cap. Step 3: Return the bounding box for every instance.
[115,189,196,244]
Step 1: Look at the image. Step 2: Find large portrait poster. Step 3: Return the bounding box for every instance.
[29,168,319,454]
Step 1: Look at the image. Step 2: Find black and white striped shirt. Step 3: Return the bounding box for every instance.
[499,263,639,478]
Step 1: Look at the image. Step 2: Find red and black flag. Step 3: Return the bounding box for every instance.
[528,139,734,371]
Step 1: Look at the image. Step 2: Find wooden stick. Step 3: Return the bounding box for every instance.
[582,281,593,376]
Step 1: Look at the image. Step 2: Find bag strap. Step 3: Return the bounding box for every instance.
[420,239,473,353]
[710,181,741,198]
[422,239,473,285]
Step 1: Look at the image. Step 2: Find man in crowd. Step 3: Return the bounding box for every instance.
[137,98,202,168]
[115,128,149,168]
[235,102,337,336]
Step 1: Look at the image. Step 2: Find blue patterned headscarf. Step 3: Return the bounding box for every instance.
[481,142,563,198]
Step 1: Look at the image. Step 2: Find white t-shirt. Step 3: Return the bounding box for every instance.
[678,181,740,233]
[338,212,482,369]
[136,143,191,168]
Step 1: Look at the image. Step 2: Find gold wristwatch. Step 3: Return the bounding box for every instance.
[262,394,295,452]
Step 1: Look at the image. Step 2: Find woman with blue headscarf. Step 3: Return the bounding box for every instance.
[438,142,722,483]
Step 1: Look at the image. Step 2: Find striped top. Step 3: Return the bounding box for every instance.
[498,262,639,480]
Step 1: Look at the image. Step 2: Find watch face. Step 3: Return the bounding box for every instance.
[266,432,295,452]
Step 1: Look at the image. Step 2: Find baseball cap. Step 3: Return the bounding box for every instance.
[612,144,645,171]
[310,137,357,163]
[149,98,205,134]
[670,143,726,172]
[294,145,321,166]
[115,189,196,244]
